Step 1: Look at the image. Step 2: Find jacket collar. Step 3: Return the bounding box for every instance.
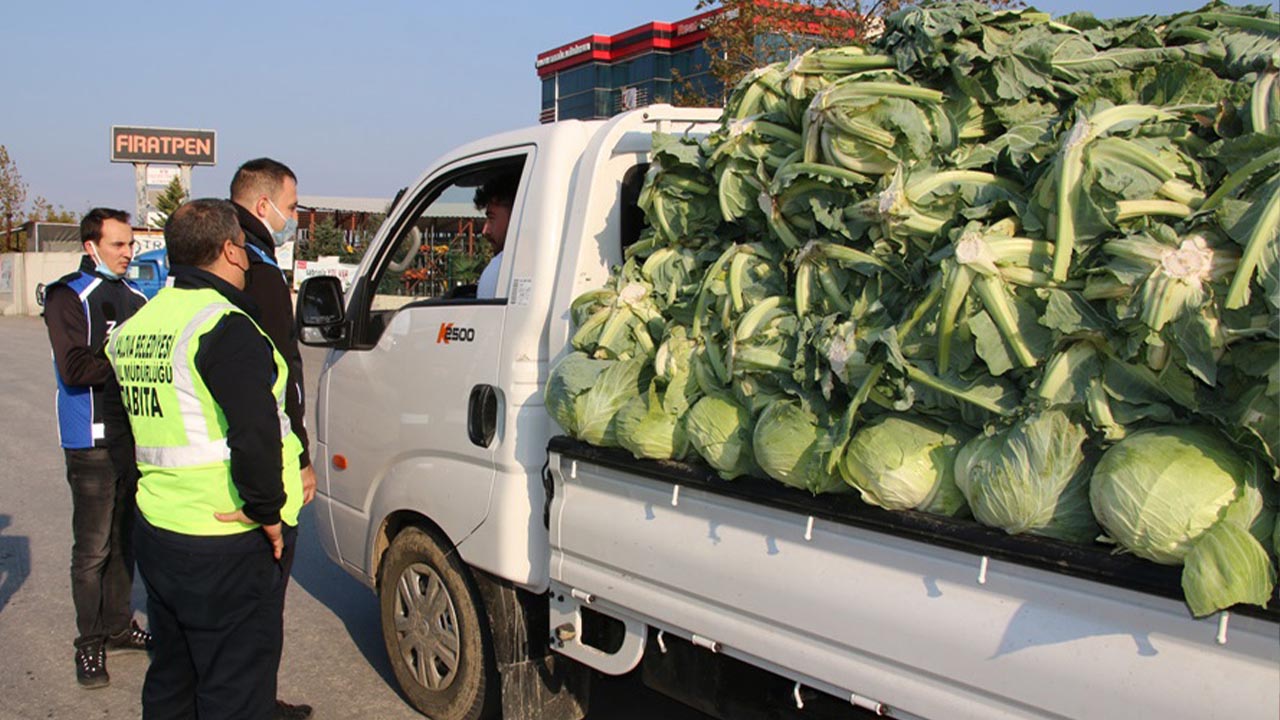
[170,265,262,320]
[233,200,278,264]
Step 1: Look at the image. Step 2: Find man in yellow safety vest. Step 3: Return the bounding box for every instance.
[106,198,305,720]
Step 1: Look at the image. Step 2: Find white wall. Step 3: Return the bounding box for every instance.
[0,252,83,316]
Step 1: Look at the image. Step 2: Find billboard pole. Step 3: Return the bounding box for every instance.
[134,163,149,227]
[179,164,192,200]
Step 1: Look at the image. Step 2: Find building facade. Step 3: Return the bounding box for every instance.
[535,9,727,124]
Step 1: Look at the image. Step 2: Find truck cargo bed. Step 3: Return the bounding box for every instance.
[547,436,1280,720]
[549,437,1280,623]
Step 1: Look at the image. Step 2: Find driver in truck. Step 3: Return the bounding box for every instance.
[473,172,518,299]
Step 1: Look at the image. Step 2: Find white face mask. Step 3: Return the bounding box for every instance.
[266,200,298,247]
[89,243,121,279]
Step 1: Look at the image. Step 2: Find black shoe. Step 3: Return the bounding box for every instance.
[105,620,153,654]
[75,643,109,689]
[273,699,313,719]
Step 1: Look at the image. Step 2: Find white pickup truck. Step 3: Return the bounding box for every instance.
[295,106,1280,720]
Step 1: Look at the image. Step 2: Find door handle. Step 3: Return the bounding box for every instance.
[468,384,498,448]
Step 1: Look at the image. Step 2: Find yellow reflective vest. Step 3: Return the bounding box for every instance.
[107,286,303,535]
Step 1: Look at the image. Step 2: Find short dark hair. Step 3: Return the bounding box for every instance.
[80,208,131,244]
[473,172,519,211]
[164,199,241,268]
[230,157,297,204]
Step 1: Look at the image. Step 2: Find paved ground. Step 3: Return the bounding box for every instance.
[0,315,708,719]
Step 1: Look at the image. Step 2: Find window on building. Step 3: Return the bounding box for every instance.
[652,78,673,104]
[612,61,630,87]
[558,92,596,121]
[559,65,600,96]
[630,54,655,82]
[653,52,671,78]
[672,46,709,77]
[594,89,613,117]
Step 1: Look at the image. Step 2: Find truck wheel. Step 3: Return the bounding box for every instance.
[379,526,497,720]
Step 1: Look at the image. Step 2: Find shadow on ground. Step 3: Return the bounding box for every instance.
[0,515,30,614]
[288,504,403,696]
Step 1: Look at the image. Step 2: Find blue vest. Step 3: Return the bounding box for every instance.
[246,242,287,283]
[49,265,148,449]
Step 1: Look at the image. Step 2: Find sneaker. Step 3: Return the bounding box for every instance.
[105,620,153,654]
[272,699,313,720]
[75,643,109,689]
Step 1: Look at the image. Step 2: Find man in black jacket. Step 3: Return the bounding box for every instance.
[43,208,152,688]
[229,158,313,720]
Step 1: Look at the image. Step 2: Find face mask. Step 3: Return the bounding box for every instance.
[267,199,298,247]
[230,243,251,276]
[89,243,121,280]
[231,245,250,280]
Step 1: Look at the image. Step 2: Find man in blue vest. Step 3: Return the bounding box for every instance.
[107,198,306,720]
[229,158,313,720]
[43,207,152,689]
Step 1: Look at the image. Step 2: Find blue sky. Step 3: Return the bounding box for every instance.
[1,0,1243,215]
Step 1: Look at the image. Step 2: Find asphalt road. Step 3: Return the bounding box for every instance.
[0,315,710,720]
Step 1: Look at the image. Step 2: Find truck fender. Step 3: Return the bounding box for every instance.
[363,458,493,583]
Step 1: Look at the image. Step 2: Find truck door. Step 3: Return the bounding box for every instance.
[319,153,531,573]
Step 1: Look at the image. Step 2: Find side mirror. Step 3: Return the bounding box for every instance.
[297,276,347,347]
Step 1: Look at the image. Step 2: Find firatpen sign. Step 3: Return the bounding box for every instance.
[111,126,216,166]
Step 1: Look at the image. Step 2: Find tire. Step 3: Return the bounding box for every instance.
[379,526,498,720]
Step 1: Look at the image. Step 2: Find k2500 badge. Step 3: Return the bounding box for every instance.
[437,323,476,344]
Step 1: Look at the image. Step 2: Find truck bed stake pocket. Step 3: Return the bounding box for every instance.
[691,634,720,653]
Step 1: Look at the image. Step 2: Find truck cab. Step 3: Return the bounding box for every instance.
[126,248,169,299]
[298,107,721,719]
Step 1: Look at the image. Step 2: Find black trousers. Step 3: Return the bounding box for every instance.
[269,522,298,689]
[134,517,291,720]
[64,447,136,645]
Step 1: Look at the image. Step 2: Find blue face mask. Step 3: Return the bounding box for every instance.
[89,244,121,280]
[268,200,298,247]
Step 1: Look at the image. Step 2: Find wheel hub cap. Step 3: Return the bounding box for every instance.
[392,562,461,691]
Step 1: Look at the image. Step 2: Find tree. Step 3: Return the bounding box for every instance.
[297,218,361,264]
[28,196,77,223]
[2,146,81,250]
[151,176,188,228]
[0,145,28,246]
